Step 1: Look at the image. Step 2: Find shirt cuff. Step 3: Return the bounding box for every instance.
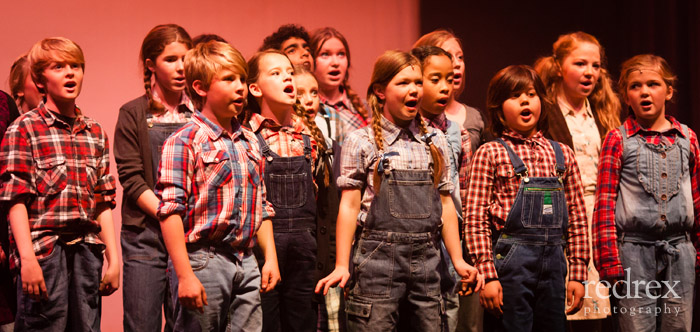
[476,260,498,281]
[567,261,588,282]
[157,201,186,219]
[598,264,625,281]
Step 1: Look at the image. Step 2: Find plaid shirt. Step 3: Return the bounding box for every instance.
[248,113,318,169]
[155,112,274,259]
[593,115,700,280]
[0,102,116,270]
[424,113,472,239]
[337,115,454,224]
[464,130,589,281]
[320,91,367,144]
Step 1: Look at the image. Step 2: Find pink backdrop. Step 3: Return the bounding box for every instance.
[0,1,419,330]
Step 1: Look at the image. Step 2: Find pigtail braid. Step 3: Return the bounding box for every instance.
[367,92,385,193]
[293,103,330,186]
[344,84,369,121]
[144,68,165,113]
[415,113,444,187]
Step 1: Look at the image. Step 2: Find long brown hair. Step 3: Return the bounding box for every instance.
[367,50,444,192]
[140,24,192,113]
[486,65,551,138]
[533,31,620,133]
[310,27,368,121]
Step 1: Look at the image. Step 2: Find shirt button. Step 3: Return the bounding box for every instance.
[661,152,667,159]
[661,194,667,201]
[361,248,367,254]
[661,214,667,221]
[214,158,219,162]
[661,172,667,179]
[320,226,327,235]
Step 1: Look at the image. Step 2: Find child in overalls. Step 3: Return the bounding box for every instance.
[593,54,699,332]
[315,50,481,332]
[465,65,589,332]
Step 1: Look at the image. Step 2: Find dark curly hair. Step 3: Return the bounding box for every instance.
[259,24,311,51]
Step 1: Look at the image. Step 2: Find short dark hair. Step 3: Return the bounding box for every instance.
[259,24,310,51]
[192,34,228,46]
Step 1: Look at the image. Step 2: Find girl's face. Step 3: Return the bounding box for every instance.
[502,85,541,138]
[148,41,188,94]
[377,65,423,127]
[313,37,348,91]
[20,72,43,113]
[295,73,320,116]
[420,55,453,117]
[250,53,296,108]
[560,42,601,103]
[439,38,465,94]
[624,69,673,126]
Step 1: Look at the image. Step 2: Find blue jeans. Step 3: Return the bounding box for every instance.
[121,223,173,332]
[169,247,262,332]
[14,241,103,332]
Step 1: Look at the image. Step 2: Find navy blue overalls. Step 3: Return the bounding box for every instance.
[255,133,318,332]
[345,141,445,332]
[486,138,568,332]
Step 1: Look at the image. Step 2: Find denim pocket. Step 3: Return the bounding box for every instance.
[388,178,433,219]
[188,251,210,271]
[493,240,518,275]
[268,173,308,209]
[521,188,564,228]
[345,297,372,318]
[35,155,67,195]
[354,239,393,298]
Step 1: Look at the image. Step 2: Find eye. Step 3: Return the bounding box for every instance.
[431,78,439,84]
[528,91,537,97]
[54,63,63,69]
[593,63,601,69]
[311,90,318,97]
[319,52,329,58]
[286,48,296,55]
[338,51,347,58]
[416,79,423,86]
[447,77,454,84]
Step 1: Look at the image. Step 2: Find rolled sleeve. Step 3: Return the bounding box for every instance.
[336,131,373,190]
[93,135,117,209]
[155,135,192,219]
[0,122,36,202]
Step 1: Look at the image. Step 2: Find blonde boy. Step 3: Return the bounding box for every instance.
[0,37,119,332]
[156,41,280,332]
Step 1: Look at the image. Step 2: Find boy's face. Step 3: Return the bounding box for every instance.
[281,37,313,71]
[501,85,541,138]
[295,73,319,116]
[420,55,454,117]
[38,60,83,105]
[624,69,673,127]
[203,69,247,118]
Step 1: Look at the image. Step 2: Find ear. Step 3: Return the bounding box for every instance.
[145,58,156,73]
[191,80,207,98]
[373,84,385,101]
[666,85,674,101]
[249,83,263,98]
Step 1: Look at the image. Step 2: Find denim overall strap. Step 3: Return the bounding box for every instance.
[255,132,276,159]
[548,139,566,178]
[146,111,191,180]
[496,138,528,176]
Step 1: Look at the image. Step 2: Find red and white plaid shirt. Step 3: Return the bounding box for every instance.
[0,102,116,270]
[464,130,589,281]
[248,113,317,164]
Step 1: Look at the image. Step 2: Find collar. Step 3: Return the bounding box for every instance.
[501,129,546,145]
[151,83,195,113]
[423,113,449,132]
[248,112,309,135]
[623,114,686,138]
[320,90,350,110]
[378,115,422,146]
[558,97,593,119]
[194,111,243,141]
[38,102,89,129]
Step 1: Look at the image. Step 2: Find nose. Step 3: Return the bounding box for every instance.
[330,54,339,66]
[519,93,529,105]
[301,48,311,59]
[439,81,450,94]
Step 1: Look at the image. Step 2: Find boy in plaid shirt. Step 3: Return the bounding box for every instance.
[0,37,119,332]
[156,41,280,332]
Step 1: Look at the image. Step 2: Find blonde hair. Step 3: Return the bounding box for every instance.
[28,37,85,92]
[140,24,192,113]
[9,54,32,108]
[367,50,444,192]
[534,31,620,133]
[184,40,248,110]
[618,54,676,102]
[310,27,369,121]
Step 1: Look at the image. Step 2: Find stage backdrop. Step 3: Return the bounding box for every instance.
[0,1,419,330]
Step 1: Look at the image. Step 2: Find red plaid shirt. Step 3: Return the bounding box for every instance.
[320,91,367,144]
[248,113,318,166]
[593,115,700,280]
[0,102,116,270]
[464,130,589,281]
[156,113,275,259]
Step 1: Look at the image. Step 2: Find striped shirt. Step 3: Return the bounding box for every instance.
[155,112,274,259]
[464,130,589,281]
[337,115,453,224]
[593,115,700,280]
[0,102,117,270]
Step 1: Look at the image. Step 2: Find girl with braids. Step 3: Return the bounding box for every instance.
[534,31,620,329]
[311,27,368,147]
[113,23,193,332]
[315,50,480,332]
[244,49,320,332]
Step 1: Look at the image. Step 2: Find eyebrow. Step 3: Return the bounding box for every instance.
[283,43,300,52]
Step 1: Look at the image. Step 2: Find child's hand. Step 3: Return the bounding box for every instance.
[99,262,120,296]
[565,281,585,315]
[315,266,350,296]
[178,274,208,313]
[479,280,503,317]
[454,259,484,294]
[20,257,47,301]
[260,259,281,293]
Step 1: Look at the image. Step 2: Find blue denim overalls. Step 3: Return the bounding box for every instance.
[487,138,568,332]
[121,109,190,332]
[255,133,318,332]
[346,140,445,332]
[613,125,694,332]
